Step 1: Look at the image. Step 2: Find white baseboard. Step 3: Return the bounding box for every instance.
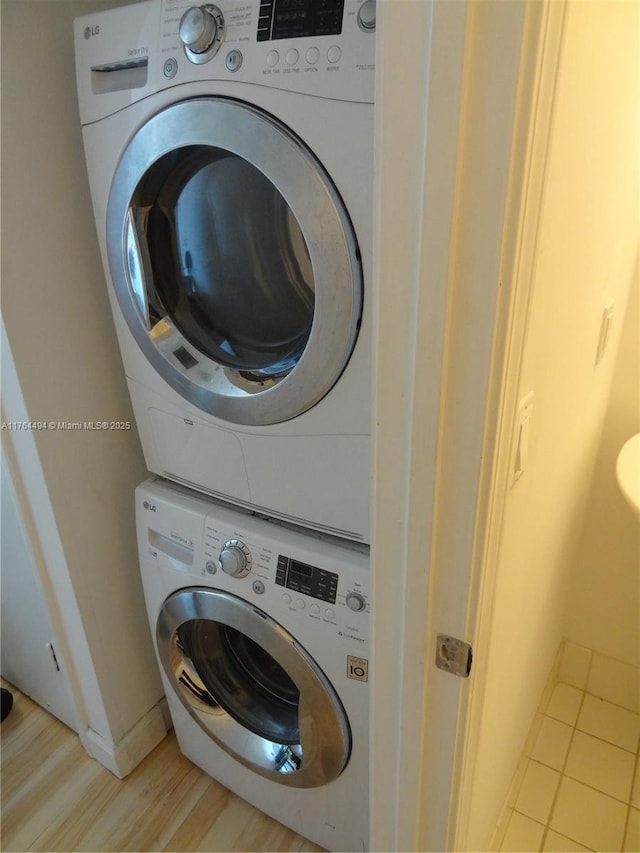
[81,697,170,778]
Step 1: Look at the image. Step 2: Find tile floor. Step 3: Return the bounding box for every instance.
[500,681,640,851]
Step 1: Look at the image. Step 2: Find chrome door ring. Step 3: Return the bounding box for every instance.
[156,587,351,787]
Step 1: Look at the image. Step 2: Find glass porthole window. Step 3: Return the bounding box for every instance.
[131,147,315,379]
[176,619,302,746]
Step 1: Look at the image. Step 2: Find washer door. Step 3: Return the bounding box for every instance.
[156,588,351,787]
[107,98,362,426]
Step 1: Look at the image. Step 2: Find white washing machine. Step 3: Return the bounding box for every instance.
[75,0,375,543]
[136,477,369,851]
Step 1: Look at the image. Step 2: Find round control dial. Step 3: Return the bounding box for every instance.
[179,5,225,64]
[345,591,367,612]
[357,0,376,31]
[218,539,251,578]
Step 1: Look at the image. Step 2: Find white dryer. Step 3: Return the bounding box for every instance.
[136,477,370,851]
[75,0,375,542]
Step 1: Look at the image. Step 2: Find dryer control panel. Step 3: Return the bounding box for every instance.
[75,0,375,126]
[258,0,347,41]
[161,0,375,97]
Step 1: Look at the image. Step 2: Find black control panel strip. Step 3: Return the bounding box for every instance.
[257,0,274,41]
[257,0,344,42]
[275,555,339,604]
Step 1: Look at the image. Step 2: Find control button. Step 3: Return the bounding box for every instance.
[225,49,243,72]
[327,45,341,64]
[205,560,217,575]
[310,603,321,615]
[179,6,215,53]
[218,539,251,578]
[325,608,336,619]
[285,48,299,66]
[252,580,265,595]
[163,57,178,79]
[357,0,376,32]
[296,598,306,610]
[266,49,279,67]
[346,591,367,612]
[305,46,320,65]
[282,592,292,604]
[179,5,225,64]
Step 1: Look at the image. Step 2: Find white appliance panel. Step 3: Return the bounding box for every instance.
[136,477,369,851]
[75,0,374,542]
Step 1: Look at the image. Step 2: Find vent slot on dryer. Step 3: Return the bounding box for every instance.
[91,58,148,95]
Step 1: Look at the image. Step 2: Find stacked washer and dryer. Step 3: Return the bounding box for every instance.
[75,1,374,849]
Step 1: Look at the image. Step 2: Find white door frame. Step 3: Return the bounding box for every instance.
[452,1,568,848]
[370,2,468,849]
[370,1,563,849]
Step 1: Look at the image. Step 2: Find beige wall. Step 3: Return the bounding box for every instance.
[1,0,162,746]
[564,270,639,664]
[466,1,639,847]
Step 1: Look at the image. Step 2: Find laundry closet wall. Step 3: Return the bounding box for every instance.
[1,0,167,774]
[563,272,639,664]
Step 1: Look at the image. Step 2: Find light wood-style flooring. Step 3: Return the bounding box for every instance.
[0,681,324,852]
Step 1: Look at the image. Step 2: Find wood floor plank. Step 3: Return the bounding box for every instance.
[59,738,207,852]
[230,803,319,853]
[296,840,326,853]
[28,736,178,851]
[163,772,236,851]
[193,789,304,853]
[0,690,66,796]
[136,766,214,852]
[3,728,103,852]
[0,682,325,853]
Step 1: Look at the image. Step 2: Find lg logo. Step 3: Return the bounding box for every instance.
[84,25,100,39]
[143,501,157,512]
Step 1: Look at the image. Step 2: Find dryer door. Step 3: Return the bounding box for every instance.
[107,98,362,426]
[156,588,351,787]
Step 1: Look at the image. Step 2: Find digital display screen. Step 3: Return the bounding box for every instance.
[257,0,344,42]
[289,560,314,578]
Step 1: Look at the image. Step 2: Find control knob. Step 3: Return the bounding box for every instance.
[179,5,225,63]
[218,539,251,578]
[346,591,367,612]
[357,0,376,32]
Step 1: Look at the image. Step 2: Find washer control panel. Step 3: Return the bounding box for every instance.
[136,480,370,642]
[202,517,367,610]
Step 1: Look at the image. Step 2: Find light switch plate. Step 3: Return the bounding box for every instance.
[512,391,534,485]
[595,302,614,365]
